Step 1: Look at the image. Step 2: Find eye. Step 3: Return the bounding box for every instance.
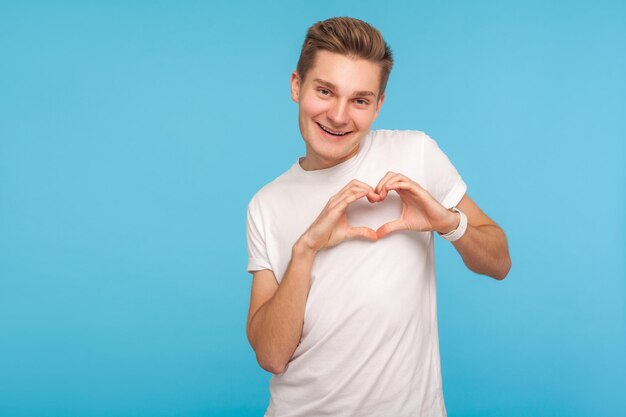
[318,88,331,96]
[354,98,369,106]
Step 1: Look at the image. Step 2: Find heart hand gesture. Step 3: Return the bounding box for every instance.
[374,171,459,238]
[299,180,383,253]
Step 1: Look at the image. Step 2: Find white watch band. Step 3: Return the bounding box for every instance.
[439,207,468,242]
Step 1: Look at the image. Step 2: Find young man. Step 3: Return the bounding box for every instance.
[246,17,511,416]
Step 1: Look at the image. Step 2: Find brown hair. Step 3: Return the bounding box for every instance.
[296,17,393,98]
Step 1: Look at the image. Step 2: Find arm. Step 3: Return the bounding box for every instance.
[246,180,381,374]
[374,172,511,280]
[246,244,315,375]
[449,194,511,280]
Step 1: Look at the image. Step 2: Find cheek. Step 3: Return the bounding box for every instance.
[352,110,377,129]
[300,97,327,118]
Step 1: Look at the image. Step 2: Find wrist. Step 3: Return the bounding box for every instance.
[437,207,468,242]
[437,210,461,235]
[293,237,319,258]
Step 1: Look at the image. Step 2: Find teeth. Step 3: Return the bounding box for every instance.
[318,123,350,136]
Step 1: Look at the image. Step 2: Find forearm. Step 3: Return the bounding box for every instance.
[248,241,316,374]
[451,223,511,280]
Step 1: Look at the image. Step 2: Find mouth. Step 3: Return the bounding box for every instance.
[316,122,352,137]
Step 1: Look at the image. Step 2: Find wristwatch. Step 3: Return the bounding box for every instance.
[438,207,467,242]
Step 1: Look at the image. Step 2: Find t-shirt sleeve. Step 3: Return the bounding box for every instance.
[246,196,273,274]
[422,134,467,208]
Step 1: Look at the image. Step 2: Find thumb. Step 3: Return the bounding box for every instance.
[346,226,378,241]
[376,219,406,239]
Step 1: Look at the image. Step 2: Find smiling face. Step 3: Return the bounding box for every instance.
[291,50,385,170]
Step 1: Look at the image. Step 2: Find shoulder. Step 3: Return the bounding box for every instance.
[247,163,299,213]
[371,129,448,153]
[370,129,430,147]
[368,129,435,157]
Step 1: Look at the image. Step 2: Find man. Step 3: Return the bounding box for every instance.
[245,17,511,416]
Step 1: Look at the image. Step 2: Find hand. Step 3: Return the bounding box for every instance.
[298,180,383,253]
[374,172,459,238]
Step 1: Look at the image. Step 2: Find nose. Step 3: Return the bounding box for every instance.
[327,99,349,126]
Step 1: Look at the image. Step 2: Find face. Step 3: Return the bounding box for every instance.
[290,50,385,170]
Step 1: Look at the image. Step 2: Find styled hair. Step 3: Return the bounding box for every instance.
[296,17,393,97]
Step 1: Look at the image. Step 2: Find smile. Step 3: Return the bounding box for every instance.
[316,122,352,137]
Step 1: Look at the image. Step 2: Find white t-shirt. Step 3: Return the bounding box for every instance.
[247,130,467,417]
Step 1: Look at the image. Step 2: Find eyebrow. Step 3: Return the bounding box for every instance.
[313,78,377,98]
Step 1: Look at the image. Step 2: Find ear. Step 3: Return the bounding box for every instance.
[290,71,300,103]
[373,93,385,119]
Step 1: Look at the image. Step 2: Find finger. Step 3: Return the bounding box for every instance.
[377,174,406,199]
[338,179,375,195]
[364,188,383,203]
[331,184,380,209]
[374,171,398,195]
[346,226,378,241]
[333,188,371,212]
[346,180,382,202]
[382,179,426,199]
[376,172,416,199]
[376,218,406,239]
[365,189,383,203]
[328,181,359,204]
[329,185,366,206]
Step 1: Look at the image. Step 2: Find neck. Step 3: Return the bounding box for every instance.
[300,144,360,171]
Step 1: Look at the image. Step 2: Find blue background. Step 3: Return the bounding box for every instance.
[1,1,624,416]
